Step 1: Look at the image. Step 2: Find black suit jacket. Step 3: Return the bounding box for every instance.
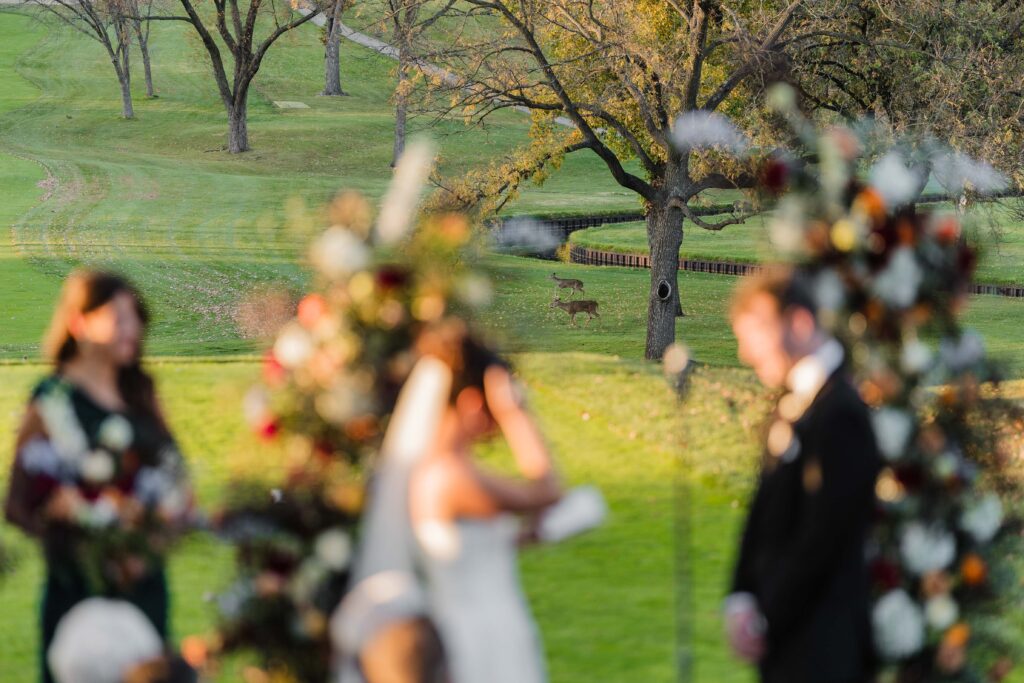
[732,371,882,683]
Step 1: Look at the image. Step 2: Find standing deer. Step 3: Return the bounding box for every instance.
[549,272,584,298]
[550,297,600,327]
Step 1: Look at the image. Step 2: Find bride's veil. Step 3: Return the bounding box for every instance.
[330,355,452,681]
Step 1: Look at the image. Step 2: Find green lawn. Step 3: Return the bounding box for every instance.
[569,199,1024,286]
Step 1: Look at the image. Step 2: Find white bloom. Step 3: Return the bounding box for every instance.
[36,391,89,463]
[274,323,314,369]
[455,273,493,309]
[933,451,959,481]
[939,331,985,371]
[814,270,845,313]
[901,522,956,575]
[79,495,119,529]
[672,111,748,155]
[869,152,923,209]
[872,247,923,309]
[872,408,915,461]
[97,415,133,452]
[310,226,370,280]
[314,529,353,572]
[900,339,933,375]
[960,494,1003,544]
[80,450,116,484]
[931,149,1007,196]
[765,83,797,113]
[493,218,560,253]
[290,559,328,605]
[924,595,959,631]
[243,387,272,427]
[769,196,806,256]
[376,140,435,245]
[874,590,925,659]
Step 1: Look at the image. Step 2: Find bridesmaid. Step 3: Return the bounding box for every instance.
[4,271,191,683]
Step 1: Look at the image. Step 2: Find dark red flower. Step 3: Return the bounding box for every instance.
[870,557,902,589]
[375,266,410,291]
[258,419,280,441]
[894,464,924,491]
[760,158,789,195]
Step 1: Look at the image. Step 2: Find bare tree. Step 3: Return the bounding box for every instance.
[28,0,137,118]
[130,0,157,98]
[376,0,456,166]
[320,0,351,96]
[152,0,322,152]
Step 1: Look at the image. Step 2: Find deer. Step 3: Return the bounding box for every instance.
[550,296,600,327]
[549,272,584,299]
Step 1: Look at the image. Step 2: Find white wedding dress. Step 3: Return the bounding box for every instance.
[415,516,547,683]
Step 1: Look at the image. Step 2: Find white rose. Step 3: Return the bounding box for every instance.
[872,408,915,461]
[80,450,116,484]
[79,495,119,529]
[939,331,985,371]
[813,270,845,313]
[869,152,923,209]
[314,529,352,572]
[900,339,933,375]
[311,226,370,280]
[97,415,133,452]
[768,197,806,256]
[959,494,1003,544]
[873,589,925,659]
[872,247,923,309]
[924,595,959,631]
[242,387,271,427]
[274,324,314,369]
[900,522,956,575]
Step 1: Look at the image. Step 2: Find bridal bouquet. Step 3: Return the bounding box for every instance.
[20,381,190,594]
[759,85,1023,682]
[199,143,493,683]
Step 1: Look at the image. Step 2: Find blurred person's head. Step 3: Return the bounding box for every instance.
[360,617,447,683]
[48,598,171,683]
[417,320,509,442]
[43,270,164,425]
[730,268,824,388]
[45,270,148,370]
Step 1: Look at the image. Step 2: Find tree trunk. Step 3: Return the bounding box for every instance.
[114,59,134,119]
[391,51,409,167]
[135,22,155,98]
[227,97,249,153]
[644,203,684,360]
[322,8,346,96]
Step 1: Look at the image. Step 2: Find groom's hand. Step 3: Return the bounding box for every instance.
[724,593,766,664]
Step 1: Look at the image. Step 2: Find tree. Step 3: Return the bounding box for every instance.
[423,0,1022,359]
[377,0,456,166]
[29,0,137,118]
[320,0,351,96]
[130,0,157,98]
[153,0,322,152]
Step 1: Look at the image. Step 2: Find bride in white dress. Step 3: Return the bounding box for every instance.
[332,327,563,683]
[409,331,562,683]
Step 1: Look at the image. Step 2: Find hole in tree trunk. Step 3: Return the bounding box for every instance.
[657,279,673,301]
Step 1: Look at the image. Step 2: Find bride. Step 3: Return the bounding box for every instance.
[409,327,563,683]
[333,323,563,683]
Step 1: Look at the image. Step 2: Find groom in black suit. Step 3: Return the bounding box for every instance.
[724,268,882,683]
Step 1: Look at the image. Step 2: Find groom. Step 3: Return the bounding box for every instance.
[725,268,881,683]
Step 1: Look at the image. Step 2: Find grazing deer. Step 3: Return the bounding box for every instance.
[549,272,584,298]
[550,296,600,327]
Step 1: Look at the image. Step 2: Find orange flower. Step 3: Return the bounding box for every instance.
[853,188,886,225]
[961,554,987,586]
[297,294,328,329]
[943,622,971,649]
[180,635,210,669]
[933,216,961,245]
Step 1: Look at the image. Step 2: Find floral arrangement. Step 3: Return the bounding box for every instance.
[20,382,190,593]
[759,85,1023,682]
[194,142,493,683]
